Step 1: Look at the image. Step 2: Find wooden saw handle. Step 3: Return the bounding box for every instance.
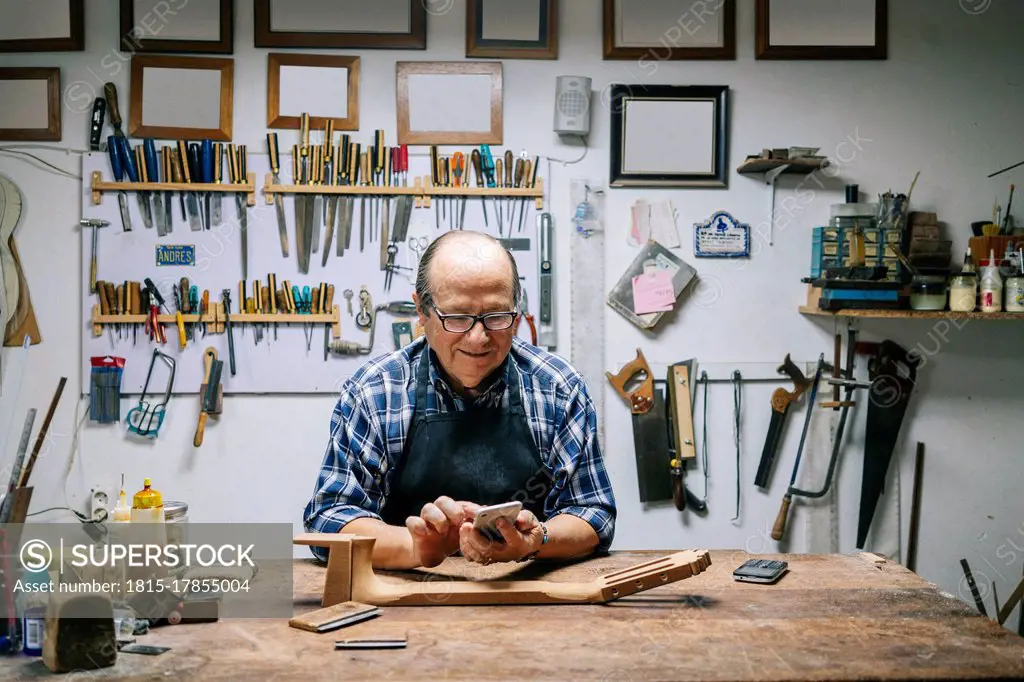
[605,348,655,414]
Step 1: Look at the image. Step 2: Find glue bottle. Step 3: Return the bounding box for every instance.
[131,478,164,523]
[980,249,1003,313]
[112,474,131,523]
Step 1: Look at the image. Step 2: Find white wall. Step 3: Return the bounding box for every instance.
[1,0,1022,628]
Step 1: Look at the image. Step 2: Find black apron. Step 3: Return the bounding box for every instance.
[381,347,552,525]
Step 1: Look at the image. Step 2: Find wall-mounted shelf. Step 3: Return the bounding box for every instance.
[262,174,544,210]
[90,171,257,207]
[737,158,830,175]
[738,157,830,247]
[91,304,342,337]
[799,306,1024,321]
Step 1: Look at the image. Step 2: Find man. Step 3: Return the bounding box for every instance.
[303,230,615,569]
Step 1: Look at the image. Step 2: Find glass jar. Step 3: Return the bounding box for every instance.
[1006,275,1024,313]
[164,500,189,546]
[909,276,947,311]
[949,273,978,312]
[980,261,1003,313]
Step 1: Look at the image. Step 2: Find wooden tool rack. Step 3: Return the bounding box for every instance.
[89,171,257,207]
[90,304,342,338]
[262,174,544,209]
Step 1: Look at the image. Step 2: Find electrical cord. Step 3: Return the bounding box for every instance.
[732,371,742,522]
[543,135,589,166]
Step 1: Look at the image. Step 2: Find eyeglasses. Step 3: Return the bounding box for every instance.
[432,305,517,333]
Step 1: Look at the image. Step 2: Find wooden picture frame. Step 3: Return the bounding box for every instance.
[254,0,426,50]
[466,0,558,60]
[0,68,61,141]
[0,0,83,52]
[756,0,888,60]
[267,53,360,130]
[609,84,729,188]
[396,62,502,145]
[120,0,233,54]
[129,56,234,141]
[603,0,735,60]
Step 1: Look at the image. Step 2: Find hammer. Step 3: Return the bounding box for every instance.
[80,219,110,294]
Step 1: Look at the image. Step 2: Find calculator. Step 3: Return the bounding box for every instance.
[733,558,789,584]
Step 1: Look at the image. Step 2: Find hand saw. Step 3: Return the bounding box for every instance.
[666,360,706,513]
[755,354,811,489]
[857,340,920,549]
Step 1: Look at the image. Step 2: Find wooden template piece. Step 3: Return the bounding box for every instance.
[294,533,711,607]
[669,363,696,461]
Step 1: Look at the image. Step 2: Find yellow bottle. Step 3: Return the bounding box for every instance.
[131,478,164,523]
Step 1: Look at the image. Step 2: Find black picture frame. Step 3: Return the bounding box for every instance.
[756,0,888,60]
[466,0,558,60]
[609,84,729,188]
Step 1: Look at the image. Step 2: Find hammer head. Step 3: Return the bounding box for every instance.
[80,219,110,228]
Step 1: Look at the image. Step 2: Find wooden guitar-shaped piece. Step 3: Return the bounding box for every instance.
[0,175,40,346]
[294,534,711,607]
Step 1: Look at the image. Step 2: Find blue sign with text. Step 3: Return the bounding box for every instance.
[156,245,195,266]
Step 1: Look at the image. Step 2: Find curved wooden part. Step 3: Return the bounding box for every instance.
[606,348,654,414]
[293,533,711,607]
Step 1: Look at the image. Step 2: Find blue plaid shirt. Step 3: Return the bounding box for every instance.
[303,336,616,562]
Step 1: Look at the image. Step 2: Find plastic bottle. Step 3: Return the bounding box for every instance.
[980,250,1003,313]
[19,569,50,656]
[1006,252,1024,313]
[131,478,164,523]
[112,486,131,522]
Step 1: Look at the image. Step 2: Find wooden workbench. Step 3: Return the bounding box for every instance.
[2,550,1022,681]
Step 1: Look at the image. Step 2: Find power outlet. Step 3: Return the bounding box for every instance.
[89,487,109,522]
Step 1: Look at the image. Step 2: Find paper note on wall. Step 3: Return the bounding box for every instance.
[632,270,674,314]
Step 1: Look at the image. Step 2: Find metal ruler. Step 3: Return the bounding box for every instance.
[569,179,606,449]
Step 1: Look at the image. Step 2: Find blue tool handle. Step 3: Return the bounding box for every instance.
[201,140,214,183]
[187,143,202,186]
[120,137,139,182]
[291,285,301,313]
[302,286,311,313]
[189,285,199,310]
[107,135,124,181]
[143,139,159,183]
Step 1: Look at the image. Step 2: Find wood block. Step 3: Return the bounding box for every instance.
[909,211,938,226]
[909,224,940,240]
[43,593,117,673]
[909,238,952,255]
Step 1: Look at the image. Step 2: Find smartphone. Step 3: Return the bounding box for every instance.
[472,501,523,543]
[732,559,788,584]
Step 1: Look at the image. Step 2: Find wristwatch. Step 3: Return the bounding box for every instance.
[518,522,549,562]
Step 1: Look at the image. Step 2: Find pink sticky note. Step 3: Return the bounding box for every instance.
[632,270,675,315]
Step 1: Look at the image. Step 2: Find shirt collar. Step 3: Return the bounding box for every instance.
[422,342,509,407]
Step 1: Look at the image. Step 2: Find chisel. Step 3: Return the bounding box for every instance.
[178,140,202,231]
[212,142,223,227]
[119,136,150,228]
[89,98,106,151]
[106,135,131,231]
[144,139,164,236]
[267,132,289,257]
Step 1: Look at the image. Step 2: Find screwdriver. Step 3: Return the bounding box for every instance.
[471,149,488,227]
[452,152,466,230]
[504,150,514,234]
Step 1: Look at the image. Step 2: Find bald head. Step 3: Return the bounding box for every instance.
[415,231,521,313]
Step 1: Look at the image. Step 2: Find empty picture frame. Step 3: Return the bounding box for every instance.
[467,0,558,60]
[120,0,233,54]
[0,0,83,52]
[0,68,61,141]
[609,85,729,188]
[267,53,360,130]
[397,62,503,145]
[129,56,234,141]
[254,0,426,50]
[756,0,888,59]
[603,0,735,60]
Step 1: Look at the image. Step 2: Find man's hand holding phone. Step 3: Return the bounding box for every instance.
[405,496,481,568]
[460,501,545,565]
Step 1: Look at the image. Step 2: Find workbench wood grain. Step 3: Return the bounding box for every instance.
[2,550,1022,681]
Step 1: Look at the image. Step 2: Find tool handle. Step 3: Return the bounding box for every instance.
[200,140,212,184]
[452,151,465,187]
[514,157,525,188]
[329,144,339,186]
[495,158,503,189]
[135,146,147,183]
[400,144,409,179]
[227,143,237,185]
[360,152,370,186]
[268,274,277,313]
[144,139,159,182]
[504,150,514,186]
[214,142,223,184]
[324,120,335,152]
[89,98,106,151]
[193,411,207,447]
[103,83,123,133]
[429,145,439,185]
[97,280,110,314]
[107,136,124,181]
[325,284,335,312]
[471,149,484,186]
[300,112,310,152]
[384,146,392,187]
[771,495,792,541]
[375,129,385,171]
[120,138,139,182]
[267,132,280,174]
[178,141,192,184]
[238,144,247,184]
[340,135,351,181]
